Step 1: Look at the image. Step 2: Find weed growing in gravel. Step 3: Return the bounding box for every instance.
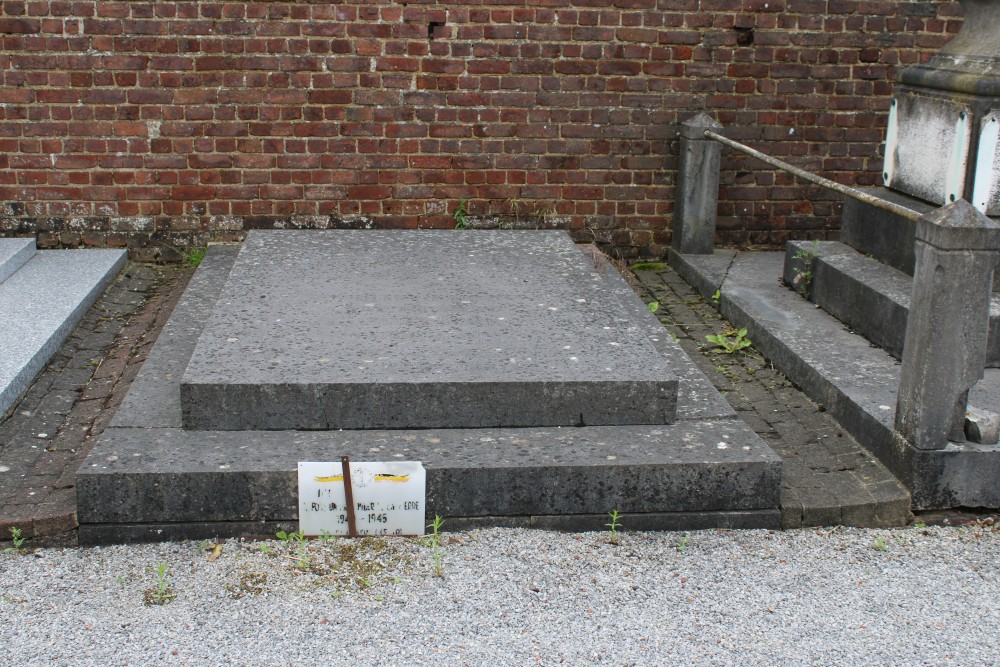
[427,515,446,578]
[647,301,660,314]
[705,327,752,355]
[711,289,721,305]
[3,526,27,553]
[676,535,690,553]
[605,510,624,545]
[227,568,268,599]
[276,530,311,570]
[269,534,409,596]
[143,563,177,606]
[873,537,890,552]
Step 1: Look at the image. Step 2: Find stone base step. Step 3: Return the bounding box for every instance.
[783,240,1000,367]
[0,247,127,418]
[77,243,783,545]
[670,249,1000,510]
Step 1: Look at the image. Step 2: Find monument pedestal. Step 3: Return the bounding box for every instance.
[883,0,1000,215]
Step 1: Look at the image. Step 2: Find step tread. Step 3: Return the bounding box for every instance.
[787,240,1000,365]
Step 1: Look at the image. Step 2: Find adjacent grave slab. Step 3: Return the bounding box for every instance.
[78,241,782,544]
[0,249,126,418]
[181,231,678,430]
[0,237,35,285]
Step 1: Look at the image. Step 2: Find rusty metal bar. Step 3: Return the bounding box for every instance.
[341,455,358,537]
[703,129,924,223]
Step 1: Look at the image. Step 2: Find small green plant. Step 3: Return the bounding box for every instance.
[647,301,660,314]
[790,240,819,297]
[705,327,753,355]
[453,199,469,229]
[606,509,623,545]
[427,515,445,578]
[676,535,690,553]
[165,244,208,268]
[6,526,27,552]
[143,563,177,606]
[276,529,305,543]
[183,247,207,268]
[873,537,889,552]
[277,529,310,568]
[711,289,721,305]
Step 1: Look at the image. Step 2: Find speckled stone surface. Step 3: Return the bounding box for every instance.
[0,238,35,285]
[0,249,126,417]
[78,420,781,525]
[77,238,781,542]
[180,230,678,429]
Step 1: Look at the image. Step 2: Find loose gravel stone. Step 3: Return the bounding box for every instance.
[1,524,999,666]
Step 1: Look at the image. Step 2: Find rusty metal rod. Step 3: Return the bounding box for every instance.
[703,129,924,223]
[341,455,358,538]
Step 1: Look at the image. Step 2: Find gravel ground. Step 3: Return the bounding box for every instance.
[2,523,998,666]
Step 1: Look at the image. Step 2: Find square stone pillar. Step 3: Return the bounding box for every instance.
[672,113,723,255]
[895,200,1000,449]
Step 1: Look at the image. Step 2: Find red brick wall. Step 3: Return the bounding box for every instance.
[0,0,963,260]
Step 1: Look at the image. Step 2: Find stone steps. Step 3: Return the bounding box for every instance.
[0,239,126,418]
[783,240,1000,367]
[76,236,783,545]
[670,249,1000,510]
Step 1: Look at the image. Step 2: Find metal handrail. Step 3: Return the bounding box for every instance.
[703,129,924,223]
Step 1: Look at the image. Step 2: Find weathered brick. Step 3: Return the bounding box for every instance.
[0,0,964,258]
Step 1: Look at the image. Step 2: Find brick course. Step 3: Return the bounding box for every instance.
[0,0,962,259]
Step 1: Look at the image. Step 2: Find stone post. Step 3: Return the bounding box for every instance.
[895,200,1000,449]
[672,113,723,255]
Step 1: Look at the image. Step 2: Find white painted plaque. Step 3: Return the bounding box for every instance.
[883,95,971,206]
[298,461,426,537]
[972,111,1000,216]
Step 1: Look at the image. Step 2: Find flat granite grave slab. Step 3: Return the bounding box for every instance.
[181,230,678,430]
[77,242,782,544]
[0,248,126,418]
